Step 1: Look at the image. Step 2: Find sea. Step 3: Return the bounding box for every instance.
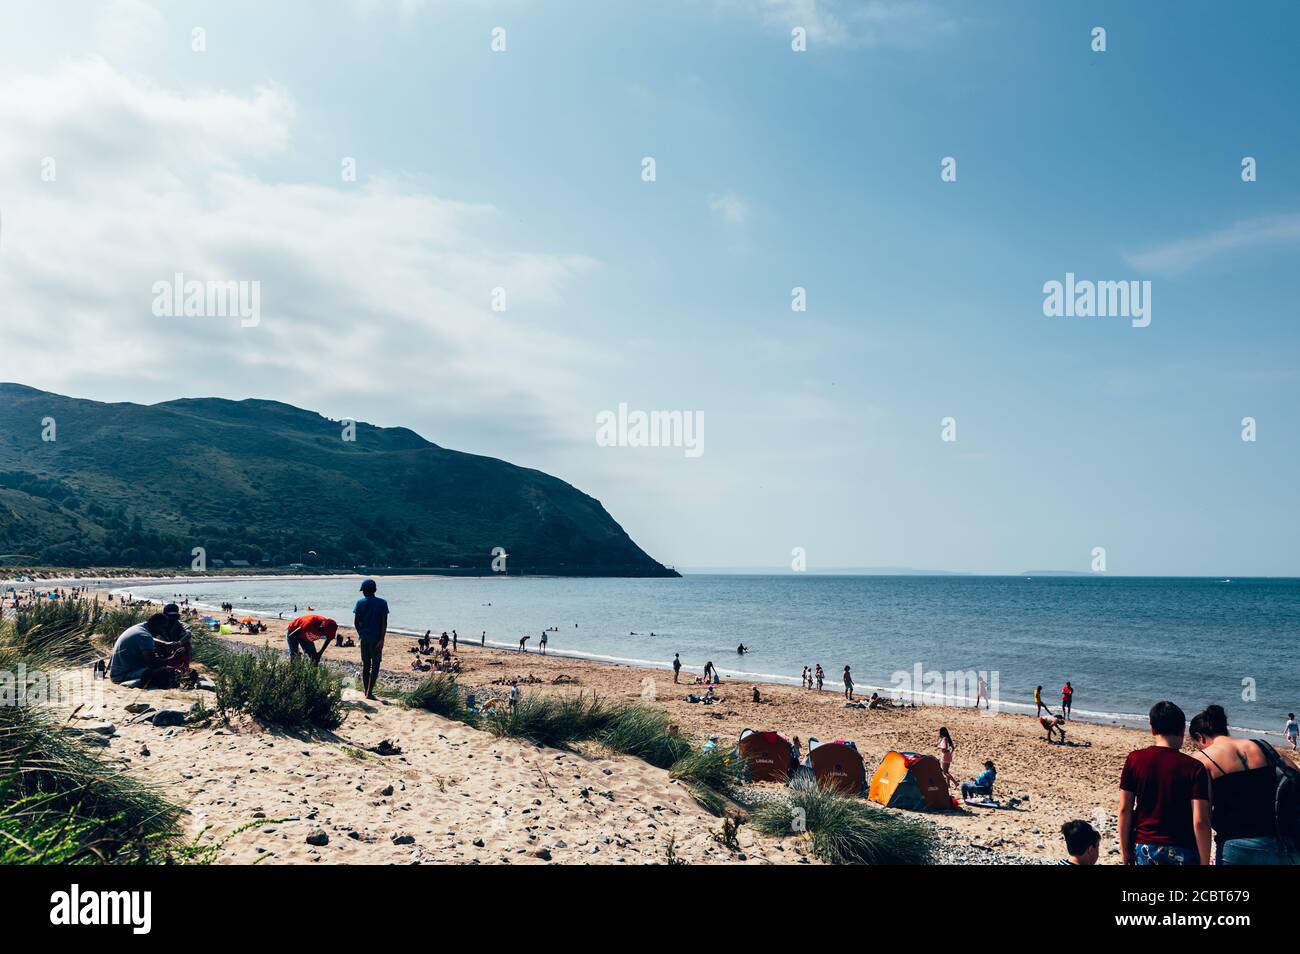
[115,574,1300,734]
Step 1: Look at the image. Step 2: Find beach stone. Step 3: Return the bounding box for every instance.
[150,708,188,727]
[392,833,415,845]
[533,847,552,860]
[125,702,153,714]
[379,784,394,796]
[305,830,329,846]
[472,837,485,847]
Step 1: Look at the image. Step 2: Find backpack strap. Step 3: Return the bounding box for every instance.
[1254,738,1281,766]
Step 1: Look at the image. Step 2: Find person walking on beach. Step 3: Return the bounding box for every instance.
[801,666,810,689]
[815,664,824,691]
[1034,685,1050,717]
[672,653,682,683]
[1061,681,1074,720]
[353,579,389,701]
[1190,704,1298,865]
[1285,713,1298,752]
[286,613,338,664]
[1118,701,1211,866]
[976,673,989,709]
[938,726,956,787]
[842,665,854,701]
[539,631,548,655]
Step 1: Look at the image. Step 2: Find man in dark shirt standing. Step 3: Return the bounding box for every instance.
[353,579,389,700]
[1118,700,1211,865]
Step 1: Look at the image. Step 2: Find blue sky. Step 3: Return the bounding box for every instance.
[1,1,1298,574]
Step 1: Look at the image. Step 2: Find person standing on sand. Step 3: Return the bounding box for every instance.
[801,666,809,689]
[1061,681,1074,720]
[1118,701,1211,866]
[938,727,956,787]
[703,660,716,683]
[481,630,486,646]
[672,653,682,683]
[1190,704,1298,865]
[540,631,548,655]
[353,579,389,701]
[842,665,854,700]
[815,664,824,691]
[508,680,519,711]
[1285,713,1298,752]
[1035,685,1051,717]
[975,673,989,709]
[518,635,529,653]
[452,630,457,651]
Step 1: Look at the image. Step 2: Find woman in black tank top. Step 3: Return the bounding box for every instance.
[1189,705,1297,865]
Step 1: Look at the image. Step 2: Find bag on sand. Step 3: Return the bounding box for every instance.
[1254,739,1300,847]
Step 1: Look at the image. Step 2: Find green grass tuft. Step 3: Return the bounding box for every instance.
[750,776,934,865]
[401,673,476,725]
[211,646,343,731]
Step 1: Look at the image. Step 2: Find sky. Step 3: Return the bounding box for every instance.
[1,1,1298,575]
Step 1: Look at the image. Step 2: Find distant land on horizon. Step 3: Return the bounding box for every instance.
[0,383,676,577]
[679,567,1283,579]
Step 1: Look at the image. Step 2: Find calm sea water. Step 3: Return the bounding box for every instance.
[118,574,1300,733]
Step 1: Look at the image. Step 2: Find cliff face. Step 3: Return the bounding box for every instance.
[0,384,676,576]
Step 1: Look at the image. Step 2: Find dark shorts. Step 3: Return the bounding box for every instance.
[359,635,383,665]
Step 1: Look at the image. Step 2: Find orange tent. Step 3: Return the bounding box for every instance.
[868,751,951,811]
[807,738,865,794]
[737,729,793,782]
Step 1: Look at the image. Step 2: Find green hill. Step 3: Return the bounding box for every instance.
[0,384,676,576]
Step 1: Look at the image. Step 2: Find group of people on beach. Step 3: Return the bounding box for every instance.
[104,602,193,689]
[411,629,462,674]
[278,579,389,699]
[1118,700,1296,865]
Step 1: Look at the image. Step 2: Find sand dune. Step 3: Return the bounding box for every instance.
[57,678,796,865]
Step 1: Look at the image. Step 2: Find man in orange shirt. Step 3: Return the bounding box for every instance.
[286,613,339,664]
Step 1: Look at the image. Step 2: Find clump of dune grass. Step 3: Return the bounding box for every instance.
[188,627,233,669]
[484,693,614,748]
[0,634,182,864]
[5,598,105,662]
[97,605,155,641]
[401,673,478,725]
[750,776,934,865]
[211,646,343,731]
[667,745,749,816]
[417,685,741,815]
[598,705,690,767]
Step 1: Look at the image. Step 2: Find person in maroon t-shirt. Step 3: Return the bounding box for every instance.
[1118,701,1211,865]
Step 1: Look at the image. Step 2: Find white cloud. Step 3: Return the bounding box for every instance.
[1125,213,1300,275]
[722,0,956,48]
[0,58,601,447]
[708,191,748,225]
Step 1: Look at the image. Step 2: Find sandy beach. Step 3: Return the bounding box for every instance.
[73,585,1297,864]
